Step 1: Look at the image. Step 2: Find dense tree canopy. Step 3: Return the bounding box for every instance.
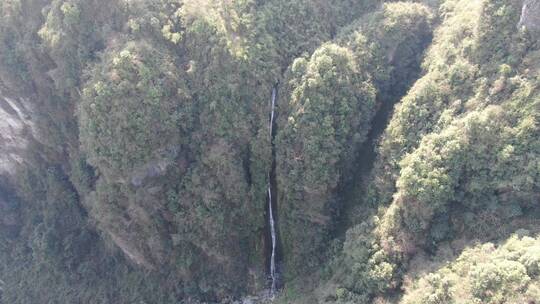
[0,0,538,303]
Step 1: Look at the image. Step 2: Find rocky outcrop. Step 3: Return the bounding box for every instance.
[0,192,20,239]
[108,230,155,269]
[87,186,170,270]
[518,0,540,32]
[0,90,38,180]
[129,145,182,187]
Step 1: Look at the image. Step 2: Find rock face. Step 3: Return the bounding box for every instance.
[0,192,20,239]
[518,0,540,32]
[0,90,38,180]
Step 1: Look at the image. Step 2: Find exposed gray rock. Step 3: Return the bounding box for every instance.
[518,0,540,32]
[0,91,38,180]
[231,291,277,304]
[108,231,155,269]
[130,145,182,187]
[130,159,170,187]
[0,193,21,238]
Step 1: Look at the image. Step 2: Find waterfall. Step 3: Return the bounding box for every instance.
[268,85,278,297]
[270,87,276,137]
[268,183,277,295]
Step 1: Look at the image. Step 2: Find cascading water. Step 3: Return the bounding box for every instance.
[267,85,279,297]
[268,181,277,296]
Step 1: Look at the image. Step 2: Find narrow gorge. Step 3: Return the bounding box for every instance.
[1,1,538,303]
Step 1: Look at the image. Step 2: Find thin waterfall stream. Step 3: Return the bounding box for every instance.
[267,85,279,297]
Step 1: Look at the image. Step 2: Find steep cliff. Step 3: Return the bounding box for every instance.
[0,0,538,303]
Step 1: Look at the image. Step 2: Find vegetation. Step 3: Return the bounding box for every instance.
[0,0,538,303]
[402,233,540,304]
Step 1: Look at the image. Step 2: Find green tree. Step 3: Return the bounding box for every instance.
[277,42,377,276]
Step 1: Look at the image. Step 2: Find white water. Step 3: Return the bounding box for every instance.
[270,87,276,137]
[268,185,277,296]
[268,86,277,296]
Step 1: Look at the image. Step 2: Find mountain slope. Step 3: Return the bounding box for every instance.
[0,0,538,303]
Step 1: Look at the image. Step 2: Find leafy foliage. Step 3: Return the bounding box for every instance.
[402,234,540,304]
[277,42,377,275]
[0,0,539,303]
[80,41,190,177]
[377,0,540,254]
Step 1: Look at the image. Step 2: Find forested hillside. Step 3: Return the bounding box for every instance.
[0,0,538,303]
